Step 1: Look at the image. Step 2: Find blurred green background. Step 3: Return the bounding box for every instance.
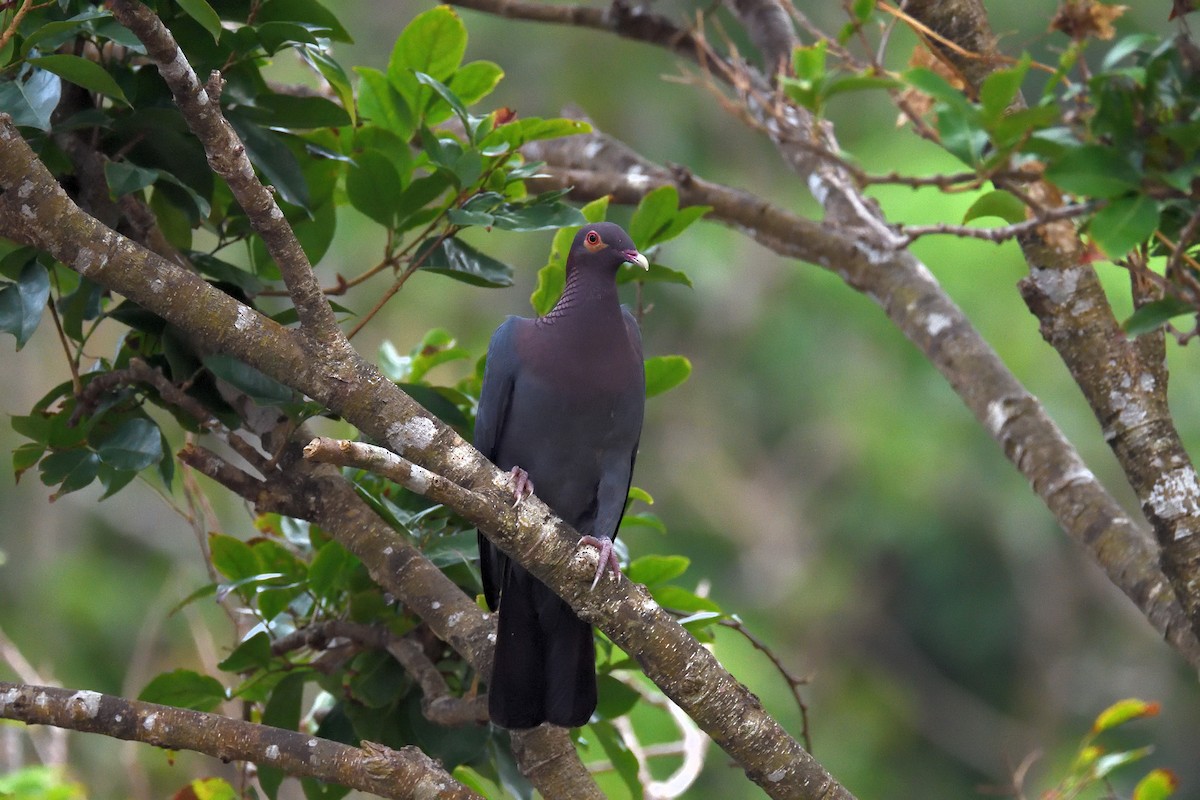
[3,1,1199,798]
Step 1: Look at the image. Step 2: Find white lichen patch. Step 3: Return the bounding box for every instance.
[431,601,441,610]
[1140,373,1157,393]
[308,738,318,748]
[446,611,463,628]
[986,398,1016,438]
[0,687,19,713]
[234,304,255,331]
[447,442,476,475]
[767,769,787,782]
[150,277,165,294]
[68,690,102,718]
[383,546,393,556]
[388,416,436,451]
[1109,389,1149,430]
[266,744,280,761]
[74,248,96,275]
[18,179,33,199]
[408,464,431,494]
[1148,467,1200,531]
[21,205,35,221]
[1029,266,1081,306]
[144,712,158,731]
[926,313,952,337]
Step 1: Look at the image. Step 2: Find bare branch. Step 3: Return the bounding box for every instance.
[0,682,480,800]
[895,203,1093,247]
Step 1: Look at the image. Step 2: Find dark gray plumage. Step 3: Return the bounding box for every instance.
[475,222,648,729]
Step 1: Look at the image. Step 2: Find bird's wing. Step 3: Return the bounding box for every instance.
[592,309,646,542]
[475,317,522,611]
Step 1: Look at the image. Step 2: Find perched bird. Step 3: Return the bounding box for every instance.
[475,222,648,729]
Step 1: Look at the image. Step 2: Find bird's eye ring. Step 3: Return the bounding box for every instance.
[585,231,600,245]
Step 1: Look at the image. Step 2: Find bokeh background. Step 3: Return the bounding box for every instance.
[3,1,1198,798]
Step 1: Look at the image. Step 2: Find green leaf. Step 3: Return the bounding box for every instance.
[414,71,470,132]
[191,778,238,800]
[963,190,1027,224]
[490,202,586,232]
[27,55,128,105]
[95,418,163,472]
[651,585,721,613]
[203,353,296,405]
[227,113,311,211]
[176,0,222,41]
[389,6,467,86]
[644,355,692,398]
[0,68,61,131]
[263,671,307,731]
[627,554,690,587]
[629,185,679,248]
[245,94,351,130]
[12,442,45,483]
[104,161,159,197]
[481,116,591,152]
[588,721,640,796]
[618,262,694,288]
[346,149,403,227]
[449,61,504,108]
[1091,698,1160,733]
[594,675,640,719]
[354,66,413,139]
[1090,195,1160,259]
[217,631,272,672]
[979,54,1030,124]
[619,512,667,535]
[1133,769,1179,800]
[209,532,261,582]
[301,46,356,125]
[255,0,352,43]
[0,258,50,349]
[417,237,514,287]
[852,0,876,22]
[626,486,654,506]
[139,669,226,711]
[1046,145,1140,199]
[823,74,903,100]
[38,449,100,497]
[309,541,358,600]
[1123,297,1194,337]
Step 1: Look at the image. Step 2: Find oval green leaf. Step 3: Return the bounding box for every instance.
[644,354,692,398]
[27,55,128,105]
[138,668,227,711]
[95,417,163,471]
[1090,195,1159,259]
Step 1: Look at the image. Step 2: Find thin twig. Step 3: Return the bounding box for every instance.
[718,617,813,753]
[895,203,1092,247]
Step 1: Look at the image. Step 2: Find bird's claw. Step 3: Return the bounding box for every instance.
[578,535,621,591]
[508,466,534,508]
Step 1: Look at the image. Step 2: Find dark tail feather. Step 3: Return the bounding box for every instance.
[488,564,597,729]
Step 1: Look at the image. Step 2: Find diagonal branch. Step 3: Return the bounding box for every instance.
[107,0,343,348]
[903,0,1200,647]
[0,682,479,800]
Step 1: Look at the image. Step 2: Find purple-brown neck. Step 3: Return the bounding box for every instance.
[537,262,622,329]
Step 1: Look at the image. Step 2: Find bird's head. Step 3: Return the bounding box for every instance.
[567,222,649,277]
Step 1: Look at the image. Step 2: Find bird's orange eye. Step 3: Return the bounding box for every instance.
[585,231,600,245]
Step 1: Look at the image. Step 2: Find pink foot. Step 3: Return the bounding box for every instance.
[577,535,622,591]
[508,466,534,508]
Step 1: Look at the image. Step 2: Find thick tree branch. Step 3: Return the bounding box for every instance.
[0,682,479,800]
[904,0,1200,648]
[301,437,852,800]
[521,127,1200,668]
[107,0,343,347]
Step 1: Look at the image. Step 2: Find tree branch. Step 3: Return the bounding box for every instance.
[301,437,853,800]
[904,0,1200,648]
[107,0,343,347]
[0,682,479,800]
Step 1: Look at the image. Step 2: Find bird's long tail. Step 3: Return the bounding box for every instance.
[488,564,597,729]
